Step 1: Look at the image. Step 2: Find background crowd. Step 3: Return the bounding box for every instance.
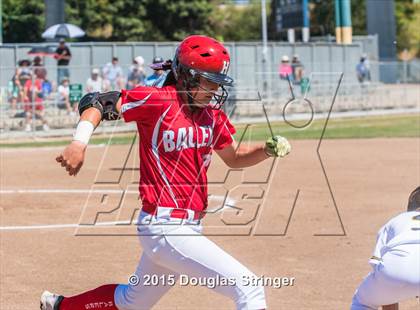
[8,39,373,133]
[6,40,169,132]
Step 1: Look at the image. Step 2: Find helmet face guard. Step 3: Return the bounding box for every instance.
[174,61,233,110]
[186,66,232,110]
[195,80,229,110]
[192,68,234,87]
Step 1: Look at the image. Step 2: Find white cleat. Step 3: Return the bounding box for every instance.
[40,291,63,310]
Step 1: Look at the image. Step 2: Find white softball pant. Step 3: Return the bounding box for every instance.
[351,244,420,309]
[114,210,266,310]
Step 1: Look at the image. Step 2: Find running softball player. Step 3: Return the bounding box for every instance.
[351,187,420,310]
[40,35,291,310]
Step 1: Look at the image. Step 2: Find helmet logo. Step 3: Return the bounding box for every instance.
[221,60,230,74]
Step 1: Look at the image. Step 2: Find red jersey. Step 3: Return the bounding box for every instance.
[120,85,235,213]
[24,78,43,103]
[24,78,44,111]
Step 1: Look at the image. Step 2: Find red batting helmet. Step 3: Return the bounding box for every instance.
[171,35,234,109]
[173,35,233,86]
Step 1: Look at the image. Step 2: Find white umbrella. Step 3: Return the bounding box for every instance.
[42,23,85,39]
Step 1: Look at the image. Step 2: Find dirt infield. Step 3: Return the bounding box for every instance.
[1,138,419,309]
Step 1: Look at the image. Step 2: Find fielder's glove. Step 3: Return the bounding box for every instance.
[264,135,291,157]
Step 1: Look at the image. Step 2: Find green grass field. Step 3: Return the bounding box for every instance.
[236,113,420,140]
[1,114,418,148]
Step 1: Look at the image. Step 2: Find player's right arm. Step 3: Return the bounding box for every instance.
[56,86,159,176]
[56,91,122,176]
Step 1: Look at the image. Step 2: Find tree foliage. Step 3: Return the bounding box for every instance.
[2,0,418,58]
[2,0,217,43]
[3,0,45,43]
[212,2,264,42]
[395,0,420,57]
[144,0,216,41]
[64,0,216,42]
[308,0,365,37]
[309,0,335,37]
[2,0,264,43]
[65,0,150,41]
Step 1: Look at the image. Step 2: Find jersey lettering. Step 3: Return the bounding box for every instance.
[163,126,213,152]
[162,131,176,152]
[176,127,188,151]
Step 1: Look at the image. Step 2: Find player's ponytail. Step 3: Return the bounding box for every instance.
[162,70,177,86]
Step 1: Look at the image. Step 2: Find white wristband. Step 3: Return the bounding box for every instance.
[73,120,95,145]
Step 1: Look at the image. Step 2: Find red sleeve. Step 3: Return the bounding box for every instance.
[120,86,162,123]
[213,110,236,150]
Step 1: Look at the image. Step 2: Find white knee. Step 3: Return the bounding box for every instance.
[351,293,376,310]
[236,284,266,310]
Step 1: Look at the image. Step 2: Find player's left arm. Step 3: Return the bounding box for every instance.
[216,136,291,168]
[216,142,268,168]
[213,108,290,168]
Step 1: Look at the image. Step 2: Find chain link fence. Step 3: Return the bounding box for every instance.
[0,61,419,137]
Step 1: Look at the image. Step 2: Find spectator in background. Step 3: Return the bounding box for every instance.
[18,59,32,88]
[57,77,74,115]
[8,68,21,116]
[126,56,146,90]
[33,56,47,80]
[145,56,167,87]
[291,54,304,84]
[279,55,292,80]
[41,72,53,100]
[361,53,371,79]
[86,68,103,93]
[356,54,371,85]
[33,56,53,100]
[55,38,72,84]
[102,57,125,91]
[23,70,49,131]
[16,59,33,109]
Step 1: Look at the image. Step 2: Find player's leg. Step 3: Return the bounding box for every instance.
[139,223,266,310]
[56,284,119,310]
[114,252,180,310]
[352,246,420,309]
[41,254,176,310]
[41,251,179,310]
[351,267,411,310]
[35,109,49,130]
[24,109,32,131]
[351,270,388,310]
